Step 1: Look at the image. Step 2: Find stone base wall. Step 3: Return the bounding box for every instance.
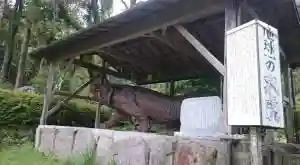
[35,125,229,165]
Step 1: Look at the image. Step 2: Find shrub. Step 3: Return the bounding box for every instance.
[0,89,112,130]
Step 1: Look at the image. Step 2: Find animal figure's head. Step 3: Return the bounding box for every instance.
[90,75,112,104]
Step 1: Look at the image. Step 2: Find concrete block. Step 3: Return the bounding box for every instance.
[53,127,75,159]
[113,130,159,141]
[38,126,55,155]
[111,137,150,165]
[35,125,42,149]
[72,128,95,157]
[93,129,114,165]
[147,136,177,165]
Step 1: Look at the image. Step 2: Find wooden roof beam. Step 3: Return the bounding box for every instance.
[175,25,225,76]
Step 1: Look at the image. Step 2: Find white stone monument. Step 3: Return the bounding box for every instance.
[226,20,284,128]
[176,96,226,137]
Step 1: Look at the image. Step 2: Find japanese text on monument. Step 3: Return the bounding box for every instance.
[263,28,280,124]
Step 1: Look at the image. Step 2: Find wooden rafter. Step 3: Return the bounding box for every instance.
[175,25,225,76]
[73,59,132,80]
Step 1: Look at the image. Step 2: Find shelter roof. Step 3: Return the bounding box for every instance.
[29,0,300,84]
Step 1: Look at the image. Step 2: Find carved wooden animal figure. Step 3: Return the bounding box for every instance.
[90,77,182,132]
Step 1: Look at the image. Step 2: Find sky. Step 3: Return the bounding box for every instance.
[112,0,147,15]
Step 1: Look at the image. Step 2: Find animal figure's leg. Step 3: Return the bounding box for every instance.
[131,116,152,131]
[135,116,150,132]
[102,112,129,129]
[125,105,150,132]
[121,89,151,132]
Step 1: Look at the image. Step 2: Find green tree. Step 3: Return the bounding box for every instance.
[1,0,24,82]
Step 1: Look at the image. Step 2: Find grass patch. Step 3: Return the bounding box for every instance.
[0,143,101,165]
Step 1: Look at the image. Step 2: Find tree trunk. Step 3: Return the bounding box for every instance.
[0,0,23,82]
[15,26,31,89]
[91,0,100,24]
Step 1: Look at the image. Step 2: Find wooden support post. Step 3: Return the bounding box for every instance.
[94,60,107,129]
[40,63,55,125]
[224,1,238,165]
[250,128,263,165]
[282,58,294,143]
[225,0,239,134]
[289,68,296,110]
[95,101,102,128]
[169,81,175,96]
[287,67,295,142]
[289,69,299,143]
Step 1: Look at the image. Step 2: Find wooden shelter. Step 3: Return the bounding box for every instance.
[30,0,300,164]
[30,0,300,84]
